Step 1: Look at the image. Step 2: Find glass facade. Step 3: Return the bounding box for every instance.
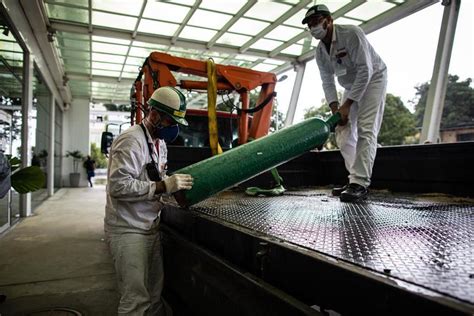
[31,66,52,211]
[0,8,23,232]
[54,103,62,191]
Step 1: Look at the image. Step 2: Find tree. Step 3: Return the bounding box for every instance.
[91,143,108,168]
[378,94,417,145]
[414,75,474,129]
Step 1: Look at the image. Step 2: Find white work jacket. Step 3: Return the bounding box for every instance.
[104,124,168,232]
[316,24,387,104]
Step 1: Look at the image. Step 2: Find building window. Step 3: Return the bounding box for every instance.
[456,133,474,142]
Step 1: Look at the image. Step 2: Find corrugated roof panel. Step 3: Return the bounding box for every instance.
[188,9,232,30]
[46,4,89,24]
[143,1,190,23]
[92,11,137,31]
[92,0,143,16]
[216,33,252,47]
[250,38,284,51]
[228,18,270,36]
[179,26,217,42]
[137,19,179,36]
[244,2,291,22]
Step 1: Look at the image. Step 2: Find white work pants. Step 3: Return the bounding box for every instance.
[106,227,169,316]
[336,70,387,188]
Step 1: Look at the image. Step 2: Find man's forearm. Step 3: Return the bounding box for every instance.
[329,101,339,113]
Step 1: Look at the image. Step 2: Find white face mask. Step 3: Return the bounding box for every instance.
[310,21,327,40]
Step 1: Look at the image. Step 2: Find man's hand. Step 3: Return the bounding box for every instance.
[329,101,339,115]
[336,99,354,126]
[163,174,194,194]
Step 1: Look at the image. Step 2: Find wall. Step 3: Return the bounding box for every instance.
[62,98,90,187]
[440,127,474,143]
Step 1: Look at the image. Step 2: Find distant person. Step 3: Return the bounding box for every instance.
[302,4,387,202]
[83,155,96,187]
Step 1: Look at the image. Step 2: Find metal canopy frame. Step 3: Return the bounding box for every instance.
[12,0,440,106]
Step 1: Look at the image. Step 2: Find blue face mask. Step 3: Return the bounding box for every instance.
[156,124,179,144]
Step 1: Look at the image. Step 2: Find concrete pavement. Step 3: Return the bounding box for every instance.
[0,186,118,315]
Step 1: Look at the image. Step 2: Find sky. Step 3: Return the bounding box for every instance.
[274,1,474,124]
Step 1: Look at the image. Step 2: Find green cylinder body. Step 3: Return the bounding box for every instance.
[173,114,340,207]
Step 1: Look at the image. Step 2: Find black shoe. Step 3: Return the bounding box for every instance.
[340,183,368,202]
[332,184,348,196]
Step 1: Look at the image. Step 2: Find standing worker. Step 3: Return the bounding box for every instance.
[303,4,387,202]
[104,86,193,315]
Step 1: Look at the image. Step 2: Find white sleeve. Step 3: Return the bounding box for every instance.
[316,52,338,105]
[107,137,157,201]
[346,26,373,102]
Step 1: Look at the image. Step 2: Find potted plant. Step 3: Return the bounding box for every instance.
[0,153,45,197]
[66,150,83,187]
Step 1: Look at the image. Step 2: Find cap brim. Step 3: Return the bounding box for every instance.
[302,12,329,24]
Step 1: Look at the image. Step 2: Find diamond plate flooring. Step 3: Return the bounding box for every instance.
[191,189,474,305]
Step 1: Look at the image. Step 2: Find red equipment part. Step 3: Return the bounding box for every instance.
[131,52,277,143]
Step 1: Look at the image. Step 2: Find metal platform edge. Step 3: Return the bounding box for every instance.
[161,204,474,316]
[161,224,322,316]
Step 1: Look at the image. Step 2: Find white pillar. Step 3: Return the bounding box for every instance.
[284,63,306,127]
[420,0,460,143]
[20,53,33,217]
[47,98,55,197]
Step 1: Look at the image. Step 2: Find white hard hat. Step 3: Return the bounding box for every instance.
[148,86,188,126]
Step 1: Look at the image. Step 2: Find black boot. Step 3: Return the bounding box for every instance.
[331,184,348,196]
[340,183,368,202]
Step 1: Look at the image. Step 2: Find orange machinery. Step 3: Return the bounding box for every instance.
[131,52,277,144]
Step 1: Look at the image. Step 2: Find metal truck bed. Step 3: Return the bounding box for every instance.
[161,188,474,315]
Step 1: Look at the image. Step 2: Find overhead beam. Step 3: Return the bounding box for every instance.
[50,21,296,63]
[17,0,73,108]
[68,73,135,85]
[171,0,202,45]
[115,0,148,101]
[239,0,311,54]
[297,0,439,64]
[361,0,439,34]
[207,0,257,49]
[269,0,365,59]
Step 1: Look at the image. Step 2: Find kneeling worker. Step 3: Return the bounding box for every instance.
[104,86,193,315]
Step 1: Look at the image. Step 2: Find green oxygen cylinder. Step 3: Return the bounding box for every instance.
[173,113,341,207]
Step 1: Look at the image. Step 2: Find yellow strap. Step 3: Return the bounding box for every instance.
[207,58,223,155]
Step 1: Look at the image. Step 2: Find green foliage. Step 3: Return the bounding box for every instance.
[414,75,474,129]
[11,166,46,194]
[378,94,417,146]
[90,143,108,168]
[8,156,21,172]
[1,155,45,194]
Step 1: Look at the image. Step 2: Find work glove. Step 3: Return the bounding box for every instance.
[163,174,193,194]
